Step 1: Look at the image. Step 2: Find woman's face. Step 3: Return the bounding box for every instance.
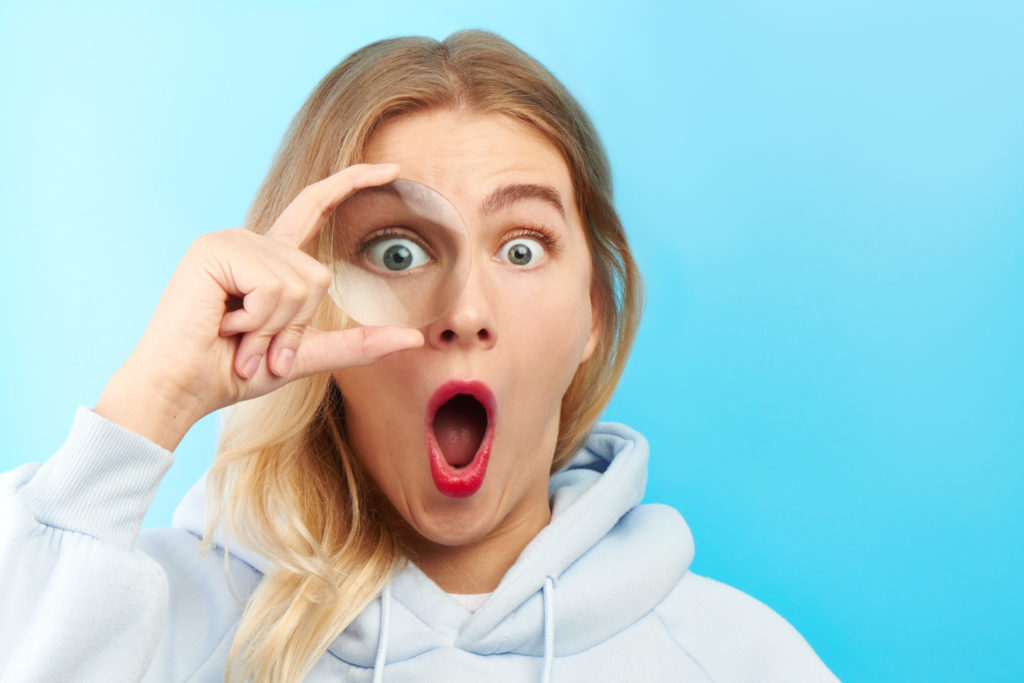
[332,109,599,557]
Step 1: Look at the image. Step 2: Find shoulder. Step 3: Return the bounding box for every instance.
[654,571,839,682]
[136,528,262,677]
[137,526,261,610]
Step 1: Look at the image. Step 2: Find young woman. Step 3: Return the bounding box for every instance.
[0,31,837,682]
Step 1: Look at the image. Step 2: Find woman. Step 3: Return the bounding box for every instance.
[0,31,837,682]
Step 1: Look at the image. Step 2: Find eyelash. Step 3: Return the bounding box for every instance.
[501,225,562,256]
[357,227,432,259]
[355,225,561,262]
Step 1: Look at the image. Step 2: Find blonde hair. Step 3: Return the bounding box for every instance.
[204,29,643,682]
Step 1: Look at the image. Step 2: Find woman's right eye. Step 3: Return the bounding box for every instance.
[365,237,431,272]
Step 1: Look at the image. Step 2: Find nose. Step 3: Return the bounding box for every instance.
[425,259,497,351]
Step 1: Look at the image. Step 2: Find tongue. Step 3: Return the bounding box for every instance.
[432,394,487,468]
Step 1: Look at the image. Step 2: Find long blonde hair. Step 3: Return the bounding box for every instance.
[204,29,643,682]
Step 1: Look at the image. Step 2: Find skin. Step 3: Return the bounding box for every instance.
[94,109,598,596]
[95,163,425,451]
[333,109,600,593]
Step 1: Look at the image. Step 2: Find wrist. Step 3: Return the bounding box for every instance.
[94,355,207,451]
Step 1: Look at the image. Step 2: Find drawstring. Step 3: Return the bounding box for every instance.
[373,578,554,681]
[541,576,556,683]
[372,582,392,683]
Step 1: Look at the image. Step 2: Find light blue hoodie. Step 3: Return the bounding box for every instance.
[0,408,838,681]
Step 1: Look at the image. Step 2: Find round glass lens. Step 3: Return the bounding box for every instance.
[325,179,470,328]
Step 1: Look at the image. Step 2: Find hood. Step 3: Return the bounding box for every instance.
[172,422,694,673]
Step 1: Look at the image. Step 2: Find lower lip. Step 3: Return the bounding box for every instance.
[425,380,496,498]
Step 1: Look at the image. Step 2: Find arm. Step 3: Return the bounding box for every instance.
[0,164,422,681]
[656,572,840,683]
[0,409,173,683]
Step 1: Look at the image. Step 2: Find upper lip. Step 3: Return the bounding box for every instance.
[427,379,497,422]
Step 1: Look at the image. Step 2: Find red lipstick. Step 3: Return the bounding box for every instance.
[425,380,496,498]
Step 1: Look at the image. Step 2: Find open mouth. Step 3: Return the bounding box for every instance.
[433,394,488,468]
[426,381,496,498]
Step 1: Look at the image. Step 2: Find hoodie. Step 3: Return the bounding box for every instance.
[0,408,838,682]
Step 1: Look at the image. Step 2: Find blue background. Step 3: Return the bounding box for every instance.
[2,2,1021,680]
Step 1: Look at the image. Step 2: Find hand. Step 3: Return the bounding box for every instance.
[95,163,423,450]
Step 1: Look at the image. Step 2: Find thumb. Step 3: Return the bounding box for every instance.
[291,326,425,377]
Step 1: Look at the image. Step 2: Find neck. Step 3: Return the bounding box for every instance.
[402,499,551,594]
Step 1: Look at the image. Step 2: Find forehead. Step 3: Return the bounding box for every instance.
[362,109,578,222]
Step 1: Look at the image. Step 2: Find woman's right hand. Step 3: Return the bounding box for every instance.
[94,163,423,451]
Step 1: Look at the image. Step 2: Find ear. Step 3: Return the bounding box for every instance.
[579,286,602,364]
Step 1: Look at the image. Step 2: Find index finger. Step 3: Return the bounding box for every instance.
[265,163,401,248]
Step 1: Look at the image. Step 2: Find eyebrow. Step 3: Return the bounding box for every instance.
[353,182,449,215]
[480,183,567,219]
[355,184,402,200]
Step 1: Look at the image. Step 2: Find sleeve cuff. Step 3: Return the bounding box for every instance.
[19,407,175,550]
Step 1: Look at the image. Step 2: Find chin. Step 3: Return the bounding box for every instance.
[405,498,501,547]
[344,374,560,553]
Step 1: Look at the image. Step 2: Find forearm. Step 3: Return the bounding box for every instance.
[0,409,175,681]
[94,353,206,453]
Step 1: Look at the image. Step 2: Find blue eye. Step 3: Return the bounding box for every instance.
[366,237,430,272]
[501,237,546,266]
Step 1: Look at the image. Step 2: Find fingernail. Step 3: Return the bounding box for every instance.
[244,354,262,378]
[277,348,295,375]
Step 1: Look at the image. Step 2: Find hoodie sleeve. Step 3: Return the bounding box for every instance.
[655,572,840,682]
[0,407,175,683]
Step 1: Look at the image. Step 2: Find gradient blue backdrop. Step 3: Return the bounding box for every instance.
[2,2,1021,681]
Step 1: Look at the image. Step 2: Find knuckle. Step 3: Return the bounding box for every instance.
[190,231,217,252]
[262,278,284,299]
[240,330,273,348]
[298,185,332,218]
[355,325,372,350]
[313,196,333,219]
[284,280,309,304]
[250,281,283,309]
[193,229,246,254]
[309,265,332,292]
[277,269,305,295]
[283,321,307,337]
[227,227,257,243]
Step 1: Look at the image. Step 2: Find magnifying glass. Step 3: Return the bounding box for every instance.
[325,179,470,328]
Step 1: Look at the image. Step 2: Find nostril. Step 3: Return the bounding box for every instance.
[436,328,491,345]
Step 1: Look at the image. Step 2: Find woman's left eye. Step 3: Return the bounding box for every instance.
[499,237,547,266]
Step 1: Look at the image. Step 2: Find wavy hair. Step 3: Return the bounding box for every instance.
[204,29,643,682]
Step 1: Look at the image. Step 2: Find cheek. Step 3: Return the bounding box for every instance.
[331,351,419,403]
[330,361,420,465]
[501,269,594,384]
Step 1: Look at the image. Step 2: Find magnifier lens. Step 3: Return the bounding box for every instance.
[326,179,469,328]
